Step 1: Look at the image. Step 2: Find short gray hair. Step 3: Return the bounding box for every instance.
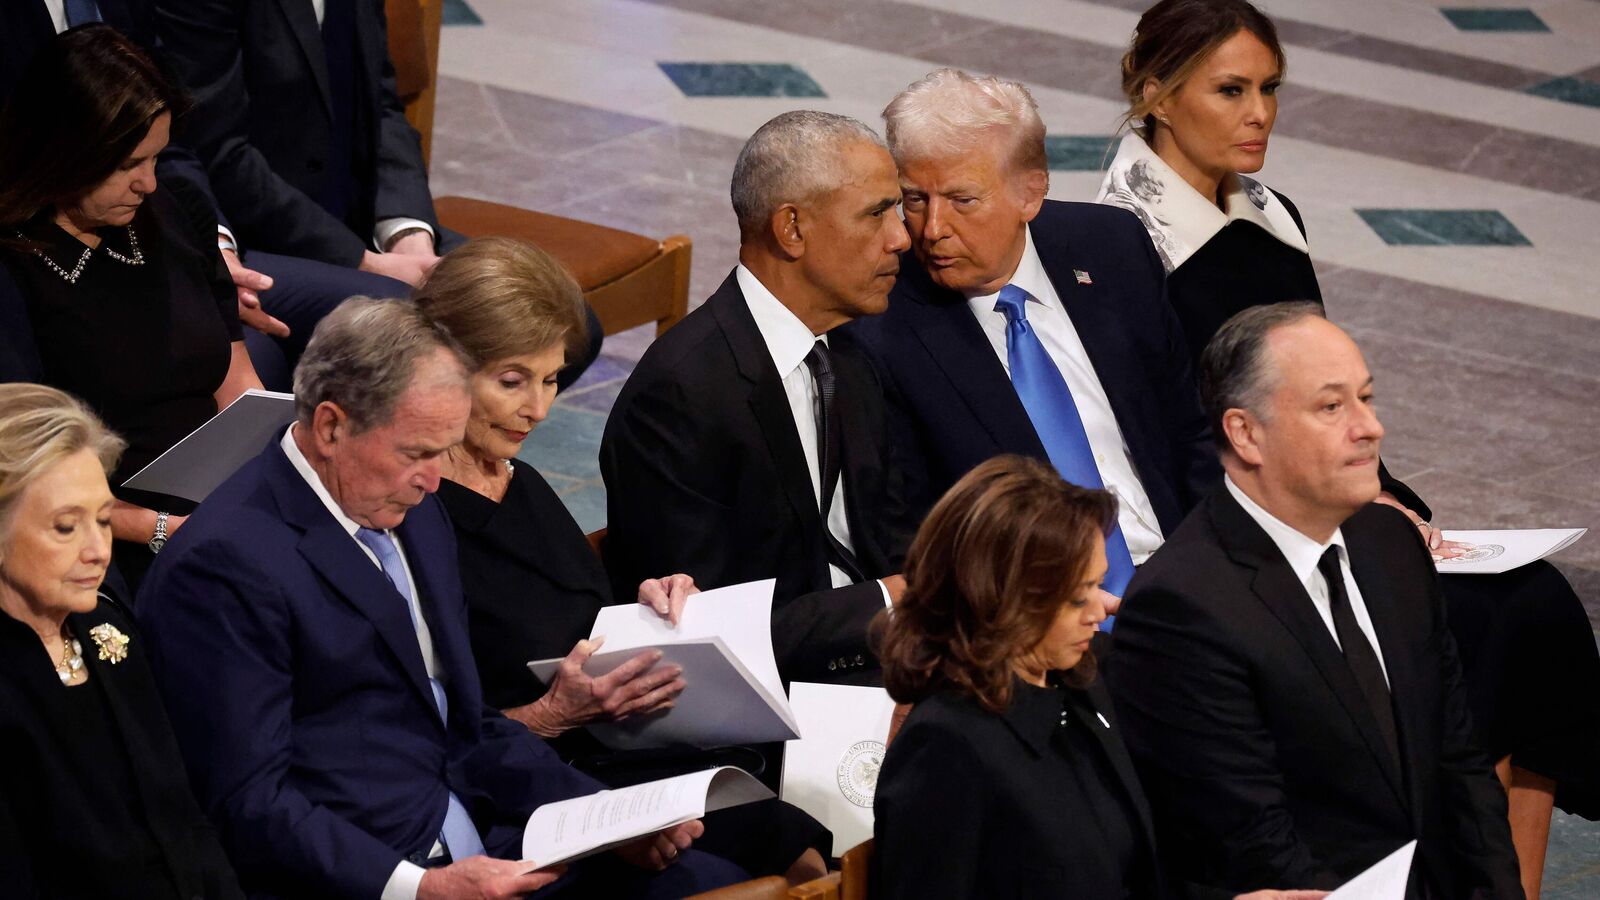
[730,110,886,242]
[883,68,1047,174]
[1198,302,1326,452]
[293,297,473,433]
[0,383,124,540]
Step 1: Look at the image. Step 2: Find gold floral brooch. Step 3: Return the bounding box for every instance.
[88,623,130,664]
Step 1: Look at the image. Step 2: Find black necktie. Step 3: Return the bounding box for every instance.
[64,0,102,26]
[804,341,866,583]
[1318,547,1400,768]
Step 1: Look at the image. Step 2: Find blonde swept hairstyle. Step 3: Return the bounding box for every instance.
[882,68,1048,176]
[411,237,589,369]
[0,383,124,538]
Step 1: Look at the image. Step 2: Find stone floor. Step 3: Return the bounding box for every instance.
[426,0,1600,890]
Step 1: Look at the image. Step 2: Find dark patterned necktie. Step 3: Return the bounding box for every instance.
[804,340,866,583]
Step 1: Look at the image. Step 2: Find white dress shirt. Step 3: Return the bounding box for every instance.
[737,265,860,590]
[737,266,894,609]
[42,0,70,32]
[281,426,440,900]
[965,226,1165,563]
[1225,476,1391,685]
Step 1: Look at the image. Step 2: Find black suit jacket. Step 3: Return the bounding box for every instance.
[841,200,1219,529]
[139,440,601,898]
[0,595,244,899]
[600,271,912,684]
[0,0,157,96]
[874,678,1167,899]
[1107,490,1521,898]
[152,0,439,266]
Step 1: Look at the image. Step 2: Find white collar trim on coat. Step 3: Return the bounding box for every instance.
[1094,132,1308,273]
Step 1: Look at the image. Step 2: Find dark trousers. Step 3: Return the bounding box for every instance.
[241,251,411,390]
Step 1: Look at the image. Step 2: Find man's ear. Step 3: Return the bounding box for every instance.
[1222,407,1265,467]
[309,401,347,458]
[1018,167,1049,221]
[769,203,805,260]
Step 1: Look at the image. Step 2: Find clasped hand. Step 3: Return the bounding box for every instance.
[508,575,698,737]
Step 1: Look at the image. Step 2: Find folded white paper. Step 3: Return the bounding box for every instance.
[780,682,897,856]
[520,766,772,871]
[527,637,798,749]
[526,579,798,750]
[1435,528,1586,574]
[122,389,295,503]
[1327,840,1415,899]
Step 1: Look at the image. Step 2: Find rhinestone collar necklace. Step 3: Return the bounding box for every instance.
[19,225,145,285]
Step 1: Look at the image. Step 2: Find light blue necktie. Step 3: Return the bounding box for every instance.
[63,0,102,26]
[994,285,1137,610]
[355,527,487,862]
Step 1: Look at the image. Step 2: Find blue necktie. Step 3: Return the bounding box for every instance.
[994,285,1136,605]
[355,527,487,862]
[64,0,102,26]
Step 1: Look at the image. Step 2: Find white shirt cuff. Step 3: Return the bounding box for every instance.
[374,217,436,253]
[216,225,238,253]
[381,860,426,900]
[877,579,893,608]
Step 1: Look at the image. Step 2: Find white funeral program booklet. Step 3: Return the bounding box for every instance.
[519,766,772,871]
[122,389,295,503]
[1327,840,1416,899]
[527,579,799,750]
[1435,528,1586,574]
[780,682,897,856]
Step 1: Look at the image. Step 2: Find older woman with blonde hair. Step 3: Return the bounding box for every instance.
[415,237,831,884]
[0,383,242,898]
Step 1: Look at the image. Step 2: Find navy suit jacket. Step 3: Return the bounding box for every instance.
[153,0,441,266]
[841,200,1219,530]
[138,438,600,899]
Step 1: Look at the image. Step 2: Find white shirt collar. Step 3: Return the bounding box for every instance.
[281,424,365,539]
[1224,474,1347,585]
[736,263,826,378]
[1096,132,1309,273]
[966,225,1058,310]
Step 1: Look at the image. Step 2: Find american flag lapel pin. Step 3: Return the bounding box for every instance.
[1074,269,1093,286]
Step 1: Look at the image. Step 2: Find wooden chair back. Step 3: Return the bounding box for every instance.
[383,0,443,165]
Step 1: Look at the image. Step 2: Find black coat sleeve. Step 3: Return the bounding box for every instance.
[873,714,987,899]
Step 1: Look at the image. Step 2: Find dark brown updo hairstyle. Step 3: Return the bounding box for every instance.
[874,455,1118,714]
[1120,0,1286,143]
[0,24,188,229]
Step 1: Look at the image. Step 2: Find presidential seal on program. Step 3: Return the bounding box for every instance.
[836,739,885,808]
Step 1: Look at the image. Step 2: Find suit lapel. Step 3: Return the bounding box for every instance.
[710,273,829,578]
[1080,681,1161,859]
[1034,223,1165,496]
[1209,491,1409,805]
[397,501,478,731]
[265,445,439,723]
[897,259,1048,460]
[273,0,334,119]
